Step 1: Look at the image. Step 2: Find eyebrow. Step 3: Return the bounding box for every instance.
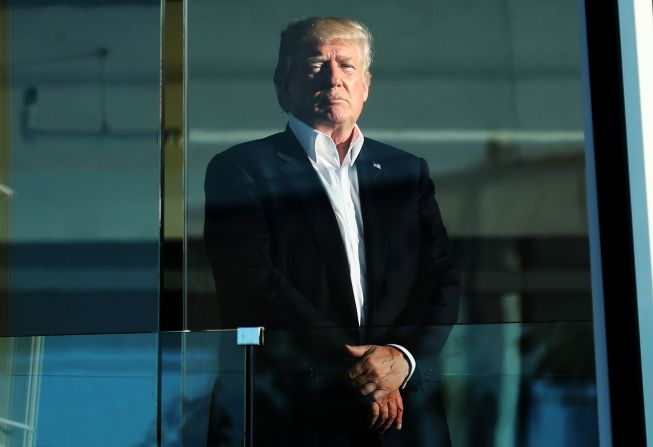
[306,55,356,65]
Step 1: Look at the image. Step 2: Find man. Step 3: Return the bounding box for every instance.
[205,17,460,446]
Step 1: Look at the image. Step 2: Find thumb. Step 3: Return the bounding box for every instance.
[345,344,372,357]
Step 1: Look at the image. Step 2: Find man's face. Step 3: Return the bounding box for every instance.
[284,39,370,132]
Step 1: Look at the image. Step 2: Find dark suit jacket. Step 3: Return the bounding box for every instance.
[204,128,460,446]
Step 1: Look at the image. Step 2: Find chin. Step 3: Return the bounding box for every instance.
[324,110,351,125]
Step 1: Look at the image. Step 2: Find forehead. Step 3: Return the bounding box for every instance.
[298,39,364,61]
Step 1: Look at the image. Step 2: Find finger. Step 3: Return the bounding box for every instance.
[345,344,373,358]
[348,365,369,383]
[347,362,368,381]
[374,402,389,430]
[368,402,380,429]
[371,389,390,401]
[395,403,404,430]
[381,399,397,433]
[359,382,376,396]
[349,369,380,391]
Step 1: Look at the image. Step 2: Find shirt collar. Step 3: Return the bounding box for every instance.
[288,115,365,167]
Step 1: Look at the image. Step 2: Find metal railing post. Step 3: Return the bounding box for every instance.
[237,327,264,447]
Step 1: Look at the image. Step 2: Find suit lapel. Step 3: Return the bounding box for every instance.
[273,130,358,327]
[357,141,390,325]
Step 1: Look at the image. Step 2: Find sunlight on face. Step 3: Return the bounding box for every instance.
[285,40,370,134]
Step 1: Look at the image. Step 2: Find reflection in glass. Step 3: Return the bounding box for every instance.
[181,331,245,447]
[235,324,596,446]
[0,337,41,447]
[0,326,596,446]
[170,324,598,446]
[0,333,158,447]
[442,322,597,446]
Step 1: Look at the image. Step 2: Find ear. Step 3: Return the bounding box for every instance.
[275,79,292,112]
[362,72,371,103]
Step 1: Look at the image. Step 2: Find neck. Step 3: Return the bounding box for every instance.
[314,122,356,164]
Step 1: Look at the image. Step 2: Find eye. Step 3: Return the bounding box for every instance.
[340,63,355,72]
[304,63,322,76]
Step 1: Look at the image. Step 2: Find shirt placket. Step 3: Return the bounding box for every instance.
[339,161,364,324]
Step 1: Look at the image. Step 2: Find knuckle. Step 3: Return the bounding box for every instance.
[361,383,375,395]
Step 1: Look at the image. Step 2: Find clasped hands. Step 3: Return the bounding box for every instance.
[345,344,409,433]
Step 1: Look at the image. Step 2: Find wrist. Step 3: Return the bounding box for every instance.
[386,344,416,388]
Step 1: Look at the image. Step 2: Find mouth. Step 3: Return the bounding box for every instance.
[323,96,347,104]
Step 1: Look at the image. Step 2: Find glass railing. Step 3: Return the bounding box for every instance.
[0,323,596,446]
[0,332,162,447]
[236,322,597,446]
[0,330,245,447]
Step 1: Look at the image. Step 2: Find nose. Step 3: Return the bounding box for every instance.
[323,58,342,88]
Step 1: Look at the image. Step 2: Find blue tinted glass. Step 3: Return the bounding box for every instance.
[1,333,158,447]
[243,324,596,445]
[180,331,245,447]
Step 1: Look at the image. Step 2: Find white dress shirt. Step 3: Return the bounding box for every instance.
[288,116,416,386]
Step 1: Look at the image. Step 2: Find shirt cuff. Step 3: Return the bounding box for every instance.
[386,344,416,389]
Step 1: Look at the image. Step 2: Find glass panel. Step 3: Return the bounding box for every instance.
[179,330,246,447]
[1,0,9,334]
[248,324,597,445]
[186,0,593,445]
[8,0,161,334]
[186,1,589,325]
[442,322,597,446]
[0,333,159,447]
